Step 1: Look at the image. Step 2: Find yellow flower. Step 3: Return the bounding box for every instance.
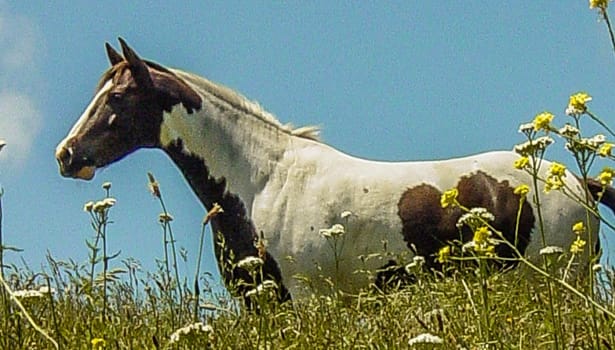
[533,112,554,132]
[91,338,106,349]
[437,245,451,264]
[473,226,491,245]
[513,156,529,170]
[590,0,609,9]
[440,188,459,208]
[598,167,615,186]
[544,177,564,193]
[572,221,585,235]
[566,92,592,116]
[513,184,530,197]
[598,143,613,157]
[548,162,567,178]
[570,238,587,254]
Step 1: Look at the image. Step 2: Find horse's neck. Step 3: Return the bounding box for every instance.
[159,83,292,210]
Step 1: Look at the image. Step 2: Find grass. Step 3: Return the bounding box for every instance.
[0,248,613,349]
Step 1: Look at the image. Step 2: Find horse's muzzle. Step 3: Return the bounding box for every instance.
[55,145,96,180]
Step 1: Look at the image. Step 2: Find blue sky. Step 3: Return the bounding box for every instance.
[1,2,614,283]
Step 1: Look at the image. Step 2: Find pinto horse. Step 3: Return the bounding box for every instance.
[56,39,612,300]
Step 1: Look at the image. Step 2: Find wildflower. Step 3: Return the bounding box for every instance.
[565,135,605,154]
[598,143,614,157]
[237,256,264,272]
[102,182,112,191]
[558,124,580,138]
[539,246,564,256]
[102,197,116,207]
[514,184,530,197]
[91,338,106,349]
[590,0,610,9]
[12,289,45,298]
[473,226,491,245]
[572,221,585,235]
[83,201,95,212]
[588,134,606,148]
[566,92,592,116]
[570,238,587,254]
[456,208,495,229]
[440,188,459,208]
[513,156,529,170]
[518,122,535,134]
[147,172,161,198]
[513,136,554,156]
[319,223,345,238]
[597,167,615,186]
[544,177,565,193]
[245,280,279,298]
[158,212,174,223]
[544,162,566,193]
[92,201,106,213]
[533,112,554,132]
[548,162,567,178]
[593,264,603,273]
[408,333,444,346]
[340,210,353,219]
[436,245,451,264]
[405,255,426,273]
[169,322,214,345]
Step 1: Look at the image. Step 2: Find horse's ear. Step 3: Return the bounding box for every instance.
[118,37,153,88]
[105,42,123,66]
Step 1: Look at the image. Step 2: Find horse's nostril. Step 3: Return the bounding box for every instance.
[56,146,73,166]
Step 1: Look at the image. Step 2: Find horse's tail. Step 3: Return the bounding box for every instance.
[582,178,615,256]
[585,178,615,215]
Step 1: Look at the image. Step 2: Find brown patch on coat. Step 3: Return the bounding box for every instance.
[398,171,534,270]
[164,139,291,303]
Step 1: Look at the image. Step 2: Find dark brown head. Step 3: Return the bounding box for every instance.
[55,38,202,180]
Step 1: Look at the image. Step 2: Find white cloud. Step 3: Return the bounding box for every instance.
[0,5,43,167]
[0,92,41,165]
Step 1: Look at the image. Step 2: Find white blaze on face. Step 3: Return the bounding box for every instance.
[56,80,114,154]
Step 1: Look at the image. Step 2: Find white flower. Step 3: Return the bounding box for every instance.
[408,333,444,346]
[404,256,426,273]
[237,256,264,272]
[456,207,495,229]
[558,124,580,138]
[92,197,117,213]
[319,224,345,238]
[38,286,54,294]
[539,246,564,256]
[245,280,279,298]
[102,197,116,207]
[12,289,45,298]
[592,264,603,273]
[513,136,554,156]
[169,322,213,344]
[518,122,534,134]
[83,201,95,212]
[340,211,353,219]
[587,134,606,148]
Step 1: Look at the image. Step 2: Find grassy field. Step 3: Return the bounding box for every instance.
[0,241,613,349]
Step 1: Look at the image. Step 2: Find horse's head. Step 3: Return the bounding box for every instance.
[55,38,202,180]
